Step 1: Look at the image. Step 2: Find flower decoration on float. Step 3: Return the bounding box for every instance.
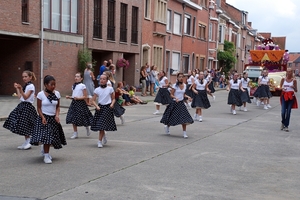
[117,58,130,69]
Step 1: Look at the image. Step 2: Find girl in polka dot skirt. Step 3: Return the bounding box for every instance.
[3,70,38,150]
[30,75,67,164]
[66,72,93,139]
[160,73,194,138]
[91,74,117,148]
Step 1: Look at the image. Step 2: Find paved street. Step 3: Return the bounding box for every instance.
[0,87,300,200]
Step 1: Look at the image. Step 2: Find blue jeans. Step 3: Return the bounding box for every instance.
[281,96,294,127]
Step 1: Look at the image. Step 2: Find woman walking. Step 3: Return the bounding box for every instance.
[227,73,245,115]
[66,72,93,139]
[191,71,211,122]
[83,63,95,106]
[253,69,272,109]
[280,68,298,132]
[153,70,172,115]
[3,71,37,150]
[240,72,252,111]
[160,73,194,138]
[30,75,67,164]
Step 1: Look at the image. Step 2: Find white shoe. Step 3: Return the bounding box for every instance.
[97,141,103,148]
[243,107,248,112]
[232,110,236,115]
[193,114,198,120]
[70,132,78,139]
[183,132,188,138]
[153,110,160,115]
[263,105,268,110]
[44,154,52,164]
[188,102,192,109]
[267,104,272,108]
[238,107,242,111]
[198,116,202,122]
[256,101,260,106]
[120,115,125,124]
[40,146,52,159]
[17,141,27,150]
[261,102,264,105]
[164,125,170,135]
[213,95,216,101]
[86,127,91,136]
[23,142,31,150]
[102,136,107,145]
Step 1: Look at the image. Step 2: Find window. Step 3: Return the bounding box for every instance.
[131,6,138,44]
[22,0,29,22]
[198,24,206,40]
[173,13,181,35]
[183,55,189,74]
[193,17,196,37]
[208,22,212,41]
[166,10,172,31]
[172,52,180,74]
[107,0,115,41]
[120,3,127,42]
[200,57,205,71]
[166,50,170,73]
[153,46,163,69]
[155,0,167,23]
[228,28,232,42]
[200,0,207,7]
[184,14,191,35]
[236,33,241,48]
[242,12,247,25]
[218,25,224,43]
[43,0,78,33]
[145,0,150,18]
[93,0,102,38]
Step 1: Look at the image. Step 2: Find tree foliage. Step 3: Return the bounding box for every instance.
[78,48,95,73]
[217,40,236,74]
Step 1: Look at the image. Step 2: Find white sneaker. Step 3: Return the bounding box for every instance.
[86,127,91,136]
[243,107,247,112]
[17,141,27,150]
[267,104,272,108]
[188,102,192,109]
[263,105,268,110]
[40,146,52,159]
[153,110,160,115]
[232,110,236,115]
[102,136,107,145]
[97,141,103,148]
[256,101,260,106]
[261,102,264,105]
[70,132,78,139]
[198,116,203,122]
[44,154,52,164]
[23,142,31,150]
[183,132,188,138]
[238,107,242,111]
[213,95,216,101]
[193,114,198,120]
[164,125,170,135]
[120,115,125,124]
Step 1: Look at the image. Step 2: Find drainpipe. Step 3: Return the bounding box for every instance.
[40,0,44,91]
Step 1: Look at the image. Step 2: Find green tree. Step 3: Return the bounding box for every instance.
[217,40,236,75]
[78,48,96,73]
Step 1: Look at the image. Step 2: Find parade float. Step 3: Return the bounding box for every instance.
[244,38,289,96]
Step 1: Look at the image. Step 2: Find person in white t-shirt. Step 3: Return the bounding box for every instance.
[66,72,93,139]
[91,74,117,148]
[3,71,38,150]
[30,75,67,164]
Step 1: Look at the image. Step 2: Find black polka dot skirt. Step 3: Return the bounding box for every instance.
[191,90,211,109]
[3,102,37,136]
[154,88,172,105]
[208,82,215,93]
[113,102,125,117]
[30,114,67,149]
[185,84,195,99]
[91,104,117,131]
[240,88,252,103]
[160,100,194,126]
[253,85,272,98]
[66,100,93,126]
[227,89,242,106]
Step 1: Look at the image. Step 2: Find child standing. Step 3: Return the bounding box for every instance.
[66,72,93,139]
[30,75,67,164]
[3,70,37,150]
[91,74,117,148]
[160,73,194,138]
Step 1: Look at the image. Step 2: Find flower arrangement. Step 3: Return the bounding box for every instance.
[117,58,130,69]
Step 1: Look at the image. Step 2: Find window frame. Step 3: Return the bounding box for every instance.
[144,0,151,19]
[22,0,29,23]
[171,51,181,75]
[93,0,102,39]
[166,9,172,32]
[173,12,182,35]
[107,0,116,41]
[184,14,191,35]
[120,3,128,42]
[131,6,139,44]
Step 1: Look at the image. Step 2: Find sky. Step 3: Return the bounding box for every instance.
[226,0,300,52]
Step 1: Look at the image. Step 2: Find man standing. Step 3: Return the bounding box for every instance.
[99,60,108,76]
